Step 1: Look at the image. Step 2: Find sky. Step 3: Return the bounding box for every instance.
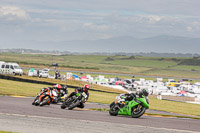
[0,0,200,52]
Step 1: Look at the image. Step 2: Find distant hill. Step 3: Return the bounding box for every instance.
[0,48,199,58]
[1,35,200,54]
[56,35,200,53]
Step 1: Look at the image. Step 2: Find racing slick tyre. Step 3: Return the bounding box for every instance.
[32,96,39,106]
[39,97,50,106]
[68,100,80,110]
[131,105,146,118]
[109,101,115,108]
[109,104,119,116]
[61,103,67,109]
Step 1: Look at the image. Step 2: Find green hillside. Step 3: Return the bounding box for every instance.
[1,53,200,79]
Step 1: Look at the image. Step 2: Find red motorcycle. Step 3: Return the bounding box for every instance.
[32,87,58,106]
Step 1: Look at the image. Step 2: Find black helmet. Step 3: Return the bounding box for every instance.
[142,89,149,96]
[139,89,149,97]
[63,85,68,90]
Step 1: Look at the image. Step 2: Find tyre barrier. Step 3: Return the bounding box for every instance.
[0,74,119,94]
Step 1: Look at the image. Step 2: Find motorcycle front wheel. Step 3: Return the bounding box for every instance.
[109,104,119,116]
[131,105,146,118]
[39,96,50,106]
[68,100,80,110]
[61,102,67,109]
[32,96,39,106]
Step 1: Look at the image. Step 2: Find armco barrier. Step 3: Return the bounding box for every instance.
[161,95,195,102]
[0,74,119,94]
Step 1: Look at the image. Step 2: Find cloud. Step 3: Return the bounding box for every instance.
[1,0,200,46]
[146,15,162,24]
[83,22,110,31]
[0,6,29,20]
[186,21,200,32]
[186,26,193,32]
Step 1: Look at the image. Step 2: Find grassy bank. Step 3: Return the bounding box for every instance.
[1,53,200,79]
[10,75,126,94]
[0,131,18,133]
[0,78,117,104]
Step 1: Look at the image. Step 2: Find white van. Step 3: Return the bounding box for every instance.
[0,62,23,76]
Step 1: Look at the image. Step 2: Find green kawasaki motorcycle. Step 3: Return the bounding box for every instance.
[109,89,149,118]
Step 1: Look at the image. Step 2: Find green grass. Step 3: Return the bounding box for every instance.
[0,131,19,133]
[12,75,126,93]
[0,53,199,77]
[145,113,200,120]
[105,59,177,69]
[148,96,200,116]
[0,78,118,104]
[2,53,200,79]
[0,53,200,78]
[88,91,116,104]
[142,69,200,79]
[171,65,200,71]
[0,79,49,97]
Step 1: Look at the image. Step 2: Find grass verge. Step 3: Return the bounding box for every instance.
[11,75,126,94]
[145,113,200,120]
[0,131,19,133]
[0,78,117,104]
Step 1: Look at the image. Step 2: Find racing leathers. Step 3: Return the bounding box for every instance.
[67,87,89,108]
[54,85,68,102]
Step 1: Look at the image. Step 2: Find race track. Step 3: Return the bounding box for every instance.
[0,96,199,133]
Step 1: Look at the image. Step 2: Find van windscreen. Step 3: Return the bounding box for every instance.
[11,65,14,69]
[14,66,21,69]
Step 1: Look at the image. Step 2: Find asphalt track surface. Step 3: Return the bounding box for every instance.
[0,96,200,133]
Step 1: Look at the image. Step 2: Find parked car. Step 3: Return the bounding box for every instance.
[39,69,50,78]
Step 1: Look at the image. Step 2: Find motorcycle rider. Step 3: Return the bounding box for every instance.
[53,84,68,103]
[109,91,136,108]
[65,84,90,108]
[123,89,148,102]
[32,84,68,105]
[124,92,136,101]
[32,86,51,105]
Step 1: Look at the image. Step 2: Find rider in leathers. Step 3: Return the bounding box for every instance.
[66,84,89,108]
[53,84,68,103]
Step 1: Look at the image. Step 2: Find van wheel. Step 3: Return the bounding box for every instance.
[13,72,16,76]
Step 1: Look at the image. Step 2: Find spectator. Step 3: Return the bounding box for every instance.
[55,70,58,79]
[131,76,135,83]
[37,70,40,78]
